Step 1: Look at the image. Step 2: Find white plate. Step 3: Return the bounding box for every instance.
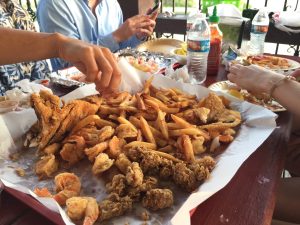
[208,80,286,112]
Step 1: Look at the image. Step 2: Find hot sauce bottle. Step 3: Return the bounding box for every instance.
[207,6,223,76]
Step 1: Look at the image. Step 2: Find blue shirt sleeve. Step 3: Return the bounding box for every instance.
[37,0,77,71]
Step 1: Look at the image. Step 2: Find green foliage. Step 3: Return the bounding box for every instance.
[163,0,196,8]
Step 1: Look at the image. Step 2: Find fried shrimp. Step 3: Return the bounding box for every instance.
[54,172,81,205]
[66,197,99,225]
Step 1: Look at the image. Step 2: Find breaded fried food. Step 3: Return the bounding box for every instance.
[30,90,73,150]
[92,153,114,175]
[66,196,99,225]
[126,162,143,187]
[173,162,198,192]
[115,153,131,174]
[142,189,174,211]
[99,193,133,221]
[35,154,58,179]
[200,92,225,120]
[106,174,127,196]
[50,100,99,144]
[54,172,81,206]
[60,135,86,165]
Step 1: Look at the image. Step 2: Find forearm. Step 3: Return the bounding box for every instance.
[271,80,300,117]
[0,28,65,65]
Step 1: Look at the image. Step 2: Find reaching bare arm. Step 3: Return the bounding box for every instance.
[0,28,121,92]
[228,64,300,118]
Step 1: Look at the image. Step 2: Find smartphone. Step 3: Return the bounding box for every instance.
[147,2,161,15]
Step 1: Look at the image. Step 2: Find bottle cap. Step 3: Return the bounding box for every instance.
[209,6,219,23]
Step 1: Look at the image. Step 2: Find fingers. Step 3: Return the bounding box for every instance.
[229,64,243,74]
[291,69,300,78]
[227,73,237,83]
[150,10,159,20]
[82,49,99,83]
[100,48,121,91]
[93,48,113,90]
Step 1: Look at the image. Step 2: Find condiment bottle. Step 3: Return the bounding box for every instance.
[207,6,223,76]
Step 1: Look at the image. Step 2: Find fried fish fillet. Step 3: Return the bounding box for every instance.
[31,90,74,151]
[50,100,99,144]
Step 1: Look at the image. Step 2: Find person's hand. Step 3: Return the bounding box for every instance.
[113,14,156,42]
[291,69,300,81]
[228,64,284,95]
[136,10,158,40]
[57,35,121,93]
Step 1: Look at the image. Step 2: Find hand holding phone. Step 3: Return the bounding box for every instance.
[147,2,161,15]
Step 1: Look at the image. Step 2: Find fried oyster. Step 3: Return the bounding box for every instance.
[142,188,174,211]
[126,147,215,192]
[98,193,133,221]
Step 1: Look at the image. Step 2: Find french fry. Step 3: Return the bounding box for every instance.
[98,105,119,115]
[155,92,170,103]
[144,95,180,114]
[181,134,195,162]
[169,128,210,140]
[106,92,131,105]
[117,117,137,132]
[94,117,117,128]
[156,110,169,140]
[135,111,157,121]
[152,150,182,163]
[167,123,181,130]
[108,114,119,121]
[118,106,138,113]
[124,141,156,150]
[119,94,137,107]
[143,76,154,94]
[157,145,175,153]
[171,114,195,129]
[135,93,146,110]
[155,136,168,148]
[137,129,143,142]
[144,99,160,111]
[140,116,156,146]
[70,115,100,134]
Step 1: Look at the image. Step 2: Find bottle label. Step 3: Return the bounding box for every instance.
[187,39,210,52]
[251,25,268,34]
[186,23,192,32]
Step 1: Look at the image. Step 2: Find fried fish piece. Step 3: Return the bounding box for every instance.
[50,100,99,144]
[31,90,73,151]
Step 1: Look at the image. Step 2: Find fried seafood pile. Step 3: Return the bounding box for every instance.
[29,77,242,225]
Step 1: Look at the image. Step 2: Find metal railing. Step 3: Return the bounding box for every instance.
[154,0,300,56]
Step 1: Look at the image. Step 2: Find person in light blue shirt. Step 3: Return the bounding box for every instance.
[37,0,157,71]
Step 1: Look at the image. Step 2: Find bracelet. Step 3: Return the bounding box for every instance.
[269,75,296,97]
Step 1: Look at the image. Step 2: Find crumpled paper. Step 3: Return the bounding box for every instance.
[272,11,300,33]
[0,58,277,225]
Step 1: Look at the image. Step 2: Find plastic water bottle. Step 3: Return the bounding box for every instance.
[187,13,210,84]
[187,8,201,32]
[249,8,269,55]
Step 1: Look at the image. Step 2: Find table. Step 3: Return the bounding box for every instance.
[0,56,296,225]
